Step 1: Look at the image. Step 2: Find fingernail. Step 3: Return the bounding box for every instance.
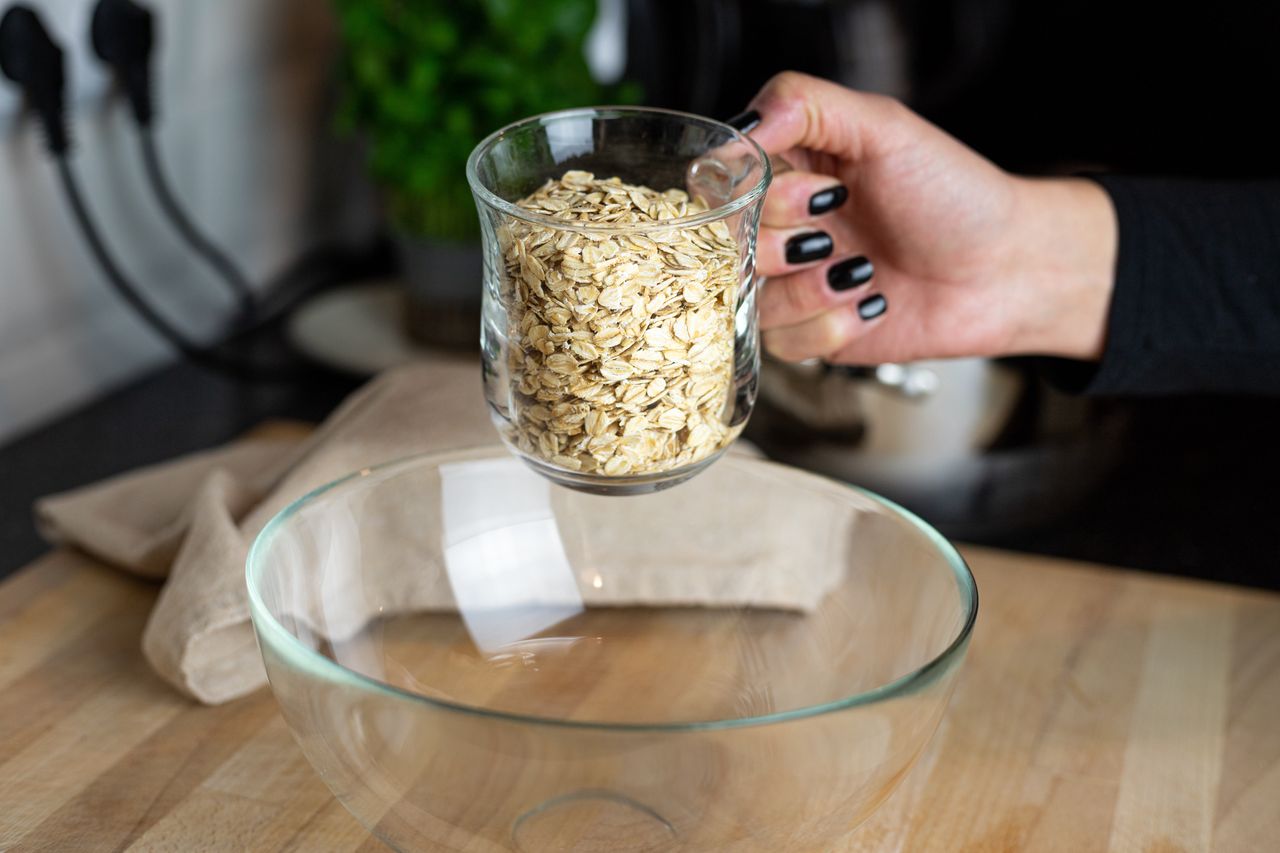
[726,109,762,133]
[827,256,874,292]
[785,231,833,264]
[858,294,887,320]
[809,185,848,215]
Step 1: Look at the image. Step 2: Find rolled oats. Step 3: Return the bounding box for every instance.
[498,171,743,477]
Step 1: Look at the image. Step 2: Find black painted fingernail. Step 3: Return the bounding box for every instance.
[828,256,874,292]
[809,185,848,215]
[726,109,761,133]
[785,231,833,264]
[858,294,887,320]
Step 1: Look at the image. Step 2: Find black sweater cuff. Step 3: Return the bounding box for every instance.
[1040,175,1280,396]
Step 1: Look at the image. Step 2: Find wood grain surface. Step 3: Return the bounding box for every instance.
[1,528,1277,850]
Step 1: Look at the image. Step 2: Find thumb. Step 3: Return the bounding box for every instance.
[745,71,906,162]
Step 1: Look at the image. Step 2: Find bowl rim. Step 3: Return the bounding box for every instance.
[246,447,979,732]
[464,105,773,234]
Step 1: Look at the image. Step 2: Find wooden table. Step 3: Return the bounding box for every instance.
[1,541,1277,850]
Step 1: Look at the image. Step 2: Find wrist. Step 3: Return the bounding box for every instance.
[1004,177,1118,360]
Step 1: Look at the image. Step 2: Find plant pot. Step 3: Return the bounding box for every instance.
[393,232,483,350]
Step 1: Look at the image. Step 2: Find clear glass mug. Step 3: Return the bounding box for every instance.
[466,108,771,494]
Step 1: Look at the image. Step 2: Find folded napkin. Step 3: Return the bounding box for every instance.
[38,361,501,703]
[37,360,842,704]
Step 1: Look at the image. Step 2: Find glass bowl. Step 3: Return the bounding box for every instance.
[246,447,977,852]
[467,107,771,495]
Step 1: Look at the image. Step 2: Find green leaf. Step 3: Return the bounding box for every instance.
[330,0,631,240]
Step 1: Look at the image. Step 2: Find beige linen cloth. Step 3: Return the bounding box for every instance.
[37,362,496,703]
[36,361,843,705]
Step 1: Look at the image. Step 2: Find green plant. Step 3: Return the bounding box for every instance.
[333,0,636,242]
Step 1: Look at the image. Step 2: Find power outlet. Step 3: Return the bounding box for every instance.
[0,0,112,123]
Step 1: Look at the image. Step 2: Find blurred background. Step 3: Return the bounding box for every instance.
[1,0,1278,587]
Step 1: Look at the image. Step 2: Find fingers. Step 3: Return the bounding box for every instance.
[756,227,836,277]
[756,167,860,276]
[757,199,866,277]
[744,71,907,161]
[727,72,906,364]
[762,170,848,227]
[762,292,890,362]
[759,250,886,364]
[759,256,875,330]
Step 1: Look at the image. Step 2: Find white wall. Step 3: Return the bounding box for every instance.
[0,0,371,443]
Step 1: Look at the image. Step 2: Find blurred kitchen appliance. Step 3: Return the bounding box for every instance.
[747,357,1126,538]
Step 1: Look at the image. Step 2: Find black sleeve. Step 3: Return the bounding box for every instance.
[1039,176,1280,396]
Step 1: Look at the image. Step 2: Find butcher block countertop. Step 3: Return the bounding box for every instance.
[1,484,1277,850]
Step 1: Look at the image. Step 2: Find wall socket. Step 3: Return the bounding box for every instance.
[0,0,113,123]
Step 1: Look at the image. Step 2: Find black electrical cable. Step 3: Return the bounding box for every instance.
[137,127,256,321]
[93,0,257,321]
[5,2,353,385]
[55,154,309,382]
[56,155,197,356]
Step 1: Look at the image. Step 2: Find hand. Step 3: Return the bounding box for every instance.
[740,72,1118,365]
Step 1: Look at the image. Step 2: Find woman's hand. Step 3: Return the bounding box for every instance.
[741,72,1118,365]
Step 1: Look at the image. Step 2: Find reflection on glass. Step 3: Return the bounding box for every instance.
[440,457,583,653]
